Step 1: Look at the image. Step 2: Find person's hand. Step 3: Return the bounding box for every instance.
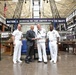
[32,38,36,40]
[36,38,41,40]
[13,42,15,46]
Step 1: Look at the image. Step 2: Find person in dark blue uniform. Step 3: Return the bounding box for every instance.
[25,25,36,64]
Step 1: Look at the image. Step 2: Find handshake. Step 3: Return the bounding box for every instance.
[32,38,41,40]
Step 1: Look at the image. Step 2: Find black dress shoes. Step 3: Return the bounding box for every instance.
[25,60,29,64]
[38,61,42,63]
[44,62,47,64]
[29,59,34,62]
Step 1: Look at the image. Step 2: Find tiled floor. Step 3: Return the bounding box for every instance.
[0,51,76,75]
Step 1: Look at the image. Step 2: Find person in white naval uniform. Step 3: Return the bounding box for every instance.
[47,25,60,64]
[12,24,23,64]
[36,24,47,64]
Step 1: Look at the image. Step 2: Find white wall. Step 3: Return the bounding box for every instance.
[21,24,50,34]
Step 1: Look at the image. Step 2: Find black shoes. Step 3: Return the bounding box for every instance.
[29,59,34,62]
[38,61,42,63]
[25,60,29,64]
[25,58,34,64]
[38,61,47,64]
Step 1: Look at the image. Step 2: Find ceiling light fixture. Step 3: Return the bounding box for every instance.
[47,0,48,3]
[25,0,26,3]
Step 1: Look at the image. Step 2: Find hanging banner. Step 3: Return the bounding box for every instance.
[6,19,19,24]
[6,18,66,24]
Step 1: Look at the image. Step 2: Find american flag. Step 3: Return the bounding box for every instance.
[4,2,7,17]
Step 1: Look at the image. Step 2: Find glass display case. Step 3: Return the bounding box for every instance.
[0,32,13,55]
[58,31,75,41]
[58,31,76,52]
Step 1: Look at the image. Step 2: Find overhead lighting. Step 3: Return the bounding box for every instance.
[25,0,26,3]
[55,0,61,2]
[25,1,26,3]
[47,0,48,3]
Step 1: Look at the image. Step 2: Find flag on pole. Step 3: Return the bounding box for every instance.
[4,2,7,17]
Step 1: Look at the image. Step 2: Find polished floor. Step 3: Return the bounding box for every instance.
[0,51,76,75]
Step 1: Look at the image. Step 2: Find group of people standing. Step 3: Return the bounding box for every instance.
[12,23,60,64]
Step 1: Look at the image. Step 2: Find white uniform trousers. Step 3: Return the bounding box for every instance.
[13,40,22,62]
[37,42,47,62]
[49,41,58,62]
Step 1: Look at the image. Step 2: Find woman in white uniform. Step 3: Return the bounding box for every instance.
[12,24,23,64]
[47,25,60,64]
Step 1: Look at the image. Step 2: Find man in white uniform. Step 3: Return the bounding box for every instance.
[36,24,47,64]
[12,24,23,64]
[47,25,60,64]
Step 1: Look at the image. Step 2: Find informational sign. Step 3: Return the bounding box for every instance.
[6,19,19,24]
[6,18,66,24]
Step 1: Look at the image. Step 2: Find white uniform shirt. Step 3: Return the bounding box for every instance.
[36,28,46,43]
[12,29,23,41]
[47,30,60,42]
